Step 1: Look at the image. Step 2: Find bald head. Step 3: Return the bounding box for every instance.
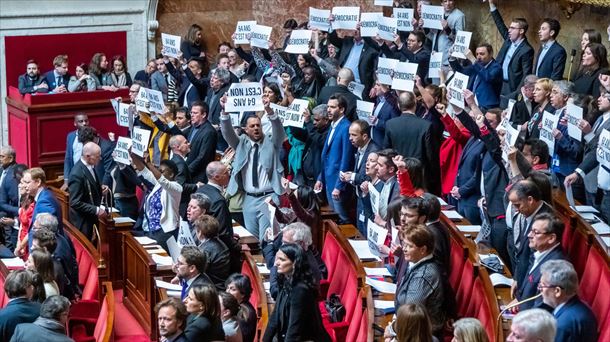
[398,91,417,113]
[206,161,230,187]
[337,68,355,86]
[82,142,101,166]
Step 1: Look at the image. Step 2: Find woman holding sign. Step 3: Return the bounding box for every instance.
[526,78,554,140]
[181,24,206,60]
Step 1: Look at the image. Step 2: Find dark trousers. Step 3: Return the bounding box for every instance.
[489,217,511,271]
[458,202,482,225]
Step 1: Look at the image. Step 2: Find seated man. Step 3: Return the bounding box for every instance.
[0,270,40,341]
[11,295,73,342]
[507,309,556,342]
[171,245,213,301]
[155,298,189,342]
[42,54,70,94]
[193,215,230,291]
[18,59,48,95]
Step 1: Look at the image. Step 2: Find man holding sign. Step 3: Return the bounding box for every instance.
[425,0,465,79]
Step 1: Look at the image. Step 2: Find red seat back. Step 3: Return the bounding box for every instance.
[565,229,590,279]
[345,289,364,342]
[321,230,341,282]
[241,260,260,313]
[467,278,495,342]
[69,233,99,301]
[326,250,359,322]
[93,288,111,341]
[579,246,610,341]
[455,261,476,316]
[449,238,466,292]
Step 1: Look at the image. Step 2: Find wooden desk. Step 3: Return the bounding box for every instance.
[99,215,134,287]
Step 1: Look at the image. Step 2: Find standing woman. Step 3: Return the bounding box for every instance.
[263,244,331,342]
[571,29,602,80]
[369,80,400,147]
[573,43,608,98]
[107,55,132,89]
[525,78,554,139]
[183,284,225,341]
[182,24,205,60]
[14,164,35,260]
[68,63,96,92]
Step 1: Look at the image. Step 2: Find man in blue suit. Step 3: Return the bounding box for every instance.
[0,270,40,341]
[315,94,355,224]
[42,54,70,93]
[23,167,64,240]
[534,18,567,80]
[539,259,598,342]
[0,146,19,249]
[61,112,89,191]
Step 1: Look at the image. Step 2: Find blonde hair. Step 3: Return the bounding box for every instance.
[535,78,553,94]
[453,318,490,342]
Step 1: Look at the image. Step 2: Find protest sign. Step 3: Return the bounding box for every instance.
[131,127,151,158]
[116,103,130,127]
[368,182,380,215]
[281,110,305,128]
[597,129,610,169]
[421,5,444,30]
[357,100,375,122]
[377,57,398,85]
[225,83,264,112]
[113,136,132,165]
[502,124,520,162]
[229,113,241,127]
[428,52,443,78]
[451,31,472,59]
[234,20,256,45]
[392,62,418,91]
[394,8,414,32]
[309,8,331,32]
[250,24,273,49]
[332,6,360,30]
[270,103,288,120]
[539,111,560,152]
[367,219,389,255]
[348,81,365,99]
[288,98,310,114]
[161,33,181,58]
[448,72,469,109]
[375,0,393,6]
[566,102,583,141]
[377,16,397,41]
[135,87,165,114]
[359,12,381,37]
[505,99,516,123]
[285,30,312,54]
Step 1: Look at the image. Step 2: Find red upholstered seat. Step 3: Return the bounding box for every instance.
[345,288,364,342]
[356,304,369,342]
[455,260,476,316]
[241,260,260,312]
[565,229,590,279]
[68,233,99,301]
[449,238,467,293]
[579,246,610,342]
[321,230,341,282]
[68,282,114,342]
[467,278,495,342]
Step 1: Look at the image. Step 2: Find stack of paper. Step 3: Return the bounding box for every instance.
[348,239,381,261]
[234,225,254,238]
[151,254,173,266]
[489,273,513,287]
[155,279,182,291]
[134,236,157,245]
[592,221,610,235]
[114,217,136,224]
[364,267,392,276]
[374,300,396,314]
[257,264,271,275]
[457,225,481,233]
[1,257,25,269]
[442,210,463,221]
[366,277,396,294]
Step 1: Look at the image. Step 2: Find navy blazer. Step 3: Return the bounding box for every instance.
[517,245,565,310]
[554,110,582,177]
[353,141,380,187]
[319,117,355,192]
[327,31,379,96]
[30,188,64,235]
[0,297,41,341]
[534,42,567,80]
[63,130,78,182]
[371,97,400,148]
[42,70,71,91]
[554,296,599,342]
[0,164,19,217]
[450,58,503,110]
[186,120,217,183]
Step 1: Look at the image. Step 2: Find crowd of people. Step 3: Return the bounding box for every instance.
[3,0,610,341]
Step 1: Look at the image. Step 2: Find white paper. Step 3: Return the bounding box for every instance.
[377,57,399,86]
[285,30,312,54]
[457,225,482,233]
[448,72,469,109]
[134,236,158,245]
[263,281,271,291]
[374,300,395,309]
[177,220,196,247]
[602,236,610,247]
[166,236,182,262]
[367,219,389,255]
[356,100,375,122]
[442,210,463,220]
[279,110,305,128]
[438,197,448,206]
[250,24,273,49]
[348,81,365,99]
[368,182,380,216]
[288,98,310,114]
[392,62,418,91]
[578,212,599,221]
[428,52,443,78]
[151,254,173,266]
[365,277,397,294]
[348,239,382,261]
[502,123,519,162]
[135,87,165,114]
[421,5,444,30]
[364,267,392,276]
[596,129,610,169]
[1,257,25,268]
[377,16,397,42]
[374,0,393,6]
[113,217,136,224]
[332,7,360,30]
[225,83,264,112]
[592,222,610,235]
[146,248,167,254]
[234,21,256,45]
[257,264,271,275]
[573,205,599,214]
[116,103,130,127]
[489,273,513,287]
[161,33,181,58]
[113,136,132,165]
[359,12,381,37]
[451,31,473,59]
[539,111,560,153]
[394,8,414,32]
[233,225,255,238]
[506,99,516,122]
[566,184,576,207]
[309,8,331,32]
[566,103,583,141]
[131,127,151,158]
[155,279,182,291]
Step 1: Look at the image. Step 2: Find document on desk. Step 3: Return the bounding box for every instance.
[364,267,392,277]
[257,264,271,275]
[572,205,599,214]
[114,217,136,224]
[457,225,481,233]
[374,300,396,312]
[442,210,463,221]
[233,225,254,237]
[155,279,182,291]
[151,254,173,266]
[365,277,396,294]
[489,273,513,287]
[592,221,610,235]
[134,236,158,245]
[1,257,25,269]
[348,239,382,261]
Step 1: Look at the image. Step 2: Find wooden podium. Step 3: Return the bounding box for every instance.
[5,86,129,179]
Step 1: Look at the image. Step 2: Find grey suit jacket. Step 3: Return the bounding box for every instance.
[151,71,173,101]
[580,115,610,192]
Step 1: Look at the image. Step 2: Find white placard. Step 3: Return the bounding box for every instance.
[113,136,132,164]
[309,8,331,32]
[394,8,414,32]
[348,81,365,99]
[283,110,305,128]
[448,72,469,109]
[375,0,393,6]
[359,12,381,37]
[392,62,418,91]
[377,16,397,41]
[502,124,520,162]
[116,103,130,127]
[332,6,360,30]
[539,111,560,153]
[566,102,583,141]
[421,5,444,30]
[161,33,181,58]
[234,20,256,45]
[451,31,473,59]
[131,127,151,158]
[177,221,196,247]
[357,100,375,122]
[225,83,264,112]
[428,51,443,78]
[270,103,288,119]
[367,219,389,255]
[288,98,309,114]
[376,57,399,86]
[597,129,610,169]
[506,99,516,122]
[368,182,380,215]
[349,239,382,261]
[285,30,312,54]
[250,24,273,49]
[365,277,396,293]
[135,87,165,114]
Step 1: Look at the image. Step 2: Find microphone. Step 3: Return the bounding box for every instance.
[495,293,543,341]
[567,49,577,81]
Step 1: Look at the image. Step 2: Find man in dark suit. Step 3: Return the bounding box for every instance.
[316,68,359,121]
[534,18,567,80]
[155,298,189,342]
[78,126,116,188]
[194,215,230,291]
[380,31,431,84]
[509,75,537,127]
[292,104,330,187]
[169,134,199,218]
[384,91,440,196]
[24,167,64,238]
[185,101,217,184]
[0,270,40,341]
[206,68,232,126]
[165,56,208,109]
[539,259,598,342]
[422,193,451,275]
[487,0,534,105]
[68,142,107,240]
[172,246,214,300]
[62,112,90,191]
[153,107,192,138]
[42,54,70,93]
[18,59,48,95]
[0,146,19,249]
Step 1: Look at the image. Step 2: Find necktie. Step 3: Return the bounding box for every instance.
[56,76,61,87]
[252,143,259,188]
[0,169,6,186]
[180,279,188,300]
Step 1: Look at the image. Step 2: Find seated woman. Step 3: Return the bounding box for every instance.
[25,249,59,299]
[263,243,331,342]
[183,284,225,341]
[394,225,446,337]
[219,291,243,342]
[452,318,490,342]
[384,303,438,342]
[107,55,132,89]
[225,274,257,342]
[68,63,96,92]
[194,215,230,291]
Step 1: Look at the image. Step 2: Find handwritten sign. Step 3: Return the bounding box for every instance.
[234,20,256,45]
[281,110,305,128]
[539,111,560,153]
[285,30,312,54]
[116,103,130,127]
[348,81,365,99]
[131,127,151,158]
[377,16,397,41]
[566,102,583,141]
[375,0,393,6]
[377,57,398,86]
[597,129,610,169]
[360,12,381,37]
[394,8,414,32]
[451,31,473,59]
[225,83,264,112]
[250,24,273,49]
[392,62,418,91]
[113,136,132,164]
[502,124,520,162]
[448,72,469,109]
[309,8,331,32]
[421,5,444,30]
[357,100,375,122]
[332,6,360,30]
[161,33,181,58]
[135,87,165,114]
[288,98,310,114]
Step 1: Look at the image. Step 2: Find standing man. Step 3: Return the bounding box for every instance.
[316,68,359,121]
[61,112,89,191]
[426,0,465,82]
[0,146,19,249]
[373,149,400,226]
[291,104,330,187]
[197,162,234,254]
[206,68,232,127]
[18,59,48,95]
[151,54,177,102]
[42,55,70,93]
[315,94,355,224]
[23,168,63,236]
[534,18,567,80]
[155,298,189,342]
[169,134,198,218]
[186,101,217,183]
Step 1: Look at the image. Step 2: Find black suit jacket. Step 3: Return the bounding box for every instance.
[96,138,116,187]
[354,141,380,187]
[427,221,451,274]
[316,84,358,121]
[184,314,225,342]
[42,70,70,90]
[534,41,567,80]
[196,184,234,248]
[171,154,198,218]
[206,84,231,125]
[0,298,40,341]
[186,120,217,183]
[0,164,20,218]
[381,44,432,84]
[578,116,610,174]
[198,237,230,291]
[384,113,441,195]
[68,160,102,240]
[517,246,566,310]
[291,122,329,185]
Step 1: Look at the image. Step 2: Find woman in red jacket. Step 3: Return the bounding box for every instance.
[438,103,471,199]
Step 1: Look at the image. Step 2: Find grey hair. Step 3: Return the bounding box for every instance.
[284,222,312,248]
[168,134,186,149]
[214,68,231,85]
[189,192,211,212]
[206,161,227,179]
[40,295,71,321]
[511,309,556,342]
[0,145,16,159]
[523,74,538,87]
[540,259,579,296]
[553,80,574,97]
[35,213,59,234]
[312,104,328,118]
